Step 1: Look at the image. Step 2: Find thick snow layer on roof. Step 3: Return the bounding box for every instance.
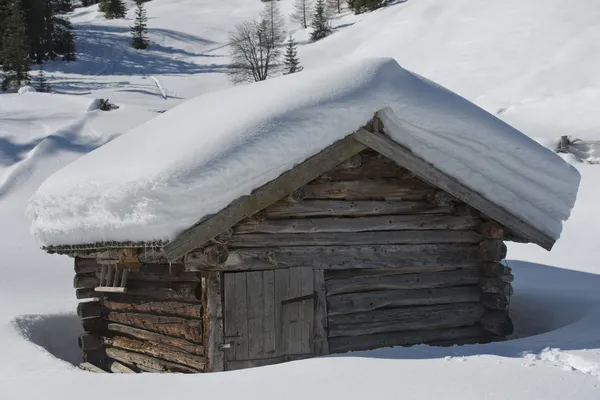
[27,58,579,246]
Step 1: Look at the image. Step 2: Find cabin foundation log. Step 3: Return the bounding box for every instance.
[105,348,201,373]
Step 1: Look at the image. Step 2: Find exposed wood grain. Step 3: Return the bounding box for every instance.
[229,230,482,248]
[108,361,136,373]
[246,271,264,360]
[328,303,484,337]
[265,200,454,219]
[324,265,479,281]
[234,214,479,234]
[165,136,367,261]
[313,269,329,356]
[204,271,224,372]
[319,150,413,181]
[114,281,201,302]
[107,323,204,355]
[352,126,555,250]
[326,270,481,296]
[329,326,488,353]
[105,312,203,342]
[109,336,205,371]
[327,286,481,315]
[103,299,201,319]
[105,347,200,373]
[304,180,433,201]
[217,244,481,271]
[79,362,107,373]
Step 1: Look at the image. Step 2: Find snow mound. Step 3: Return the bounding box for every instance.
[85,99,104,112]
[27,57,580,246]
[18,86,36,95]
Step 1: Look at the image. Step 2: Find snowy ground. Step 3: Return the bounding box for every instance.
[1,0,600,398]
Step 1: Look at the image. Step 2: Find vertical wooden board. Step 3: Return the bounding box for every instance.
[204,272,224,372]
[246,271,264,359]
[262,270,276,356]
[287,268,303,355]
[313,269,329,356]
[274,268,290,356]
[233,273,249,362]
[299,267,314,355]
[223,274,237,338]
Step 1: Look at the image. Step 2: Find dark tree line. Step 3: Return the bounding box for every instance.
[0,0,76,89]
[347,0,386,14]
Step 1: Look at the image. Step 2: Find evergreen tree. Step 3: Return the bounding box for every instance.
[131,0,149,49]
[347,0,384,14]
[260,0,285,49]
[310,0,331,42]
[52,0,72,13]
[80,0,99,6]
[1,0,31,90]
[53,16,76,60]
[35,62,50,92]
[283,35,303,75]
[101,0,126,19]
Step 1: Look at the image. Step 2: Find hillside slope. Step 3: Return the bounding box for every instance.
[0,0,599,399]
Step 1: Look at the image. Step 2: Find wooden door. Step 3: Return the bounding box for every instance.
[223,267,314,370]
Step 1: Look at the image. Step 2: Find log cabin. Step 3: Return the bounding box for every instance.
[30,58,579,373]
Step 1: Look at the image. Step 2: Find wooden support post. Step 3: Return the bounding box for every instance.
[204,272,224,372]
[313,270,329,356]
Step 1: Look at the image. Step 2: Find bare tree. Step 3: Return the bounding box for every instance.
[260,0,286,48]
[228,19,282,84]
[327,0,344,14]
[291,0,313,29]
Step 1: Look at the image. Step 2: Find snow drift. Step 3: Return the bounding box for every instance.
[27,58,579,246]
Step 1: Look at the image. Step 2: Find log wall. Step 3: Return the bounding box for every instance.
[74,258,205,373]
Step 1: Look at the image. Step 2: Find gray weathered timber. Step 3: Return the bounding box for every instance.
[117,281,201,302]
[204,272,224,372]
[74,274,98,289]
[107,323,204,355]
[318,150,414,181]
[82,317,105,333]
[108,361,136,373]
[304,179,434,201]
[164,136,367,261]
[326,269,481,296]
[110,335,206,371]
[76,288,99,300]
[481,293,509,310]
[477,221,504,239]
[479,240,508,262]
[480,262,511,278]
[265,200,454,219]
[105,347,200,373]
[105,312,203,342]
[480,311,514,336]
[95,266,200,283]
[75,258,100,274]
[78,333,104,351]
[328,303,484,332]
[215,244,481,271]
[327,286,481,315]
[329,326,488,353]
[313,270,329,356]
[229,230,482,248]
[79,362,107,373]
[480,279,514,296]
[227,354,312,371]
[102,299,201,319]
[352,127,555,250]
[324,265,478,281]
[77,301,102,319]
[234,214,479,234]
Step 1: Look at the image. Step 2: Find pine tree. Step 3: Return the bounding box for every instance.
[35,62,50,92]
[348,0,384,14]
[131,0,149,49]
[260,0,285,49]
[53,16,76,60]
[101,0,126,19]
[310,0,331,42]
[1,0,31,90]
[283,35,303,75]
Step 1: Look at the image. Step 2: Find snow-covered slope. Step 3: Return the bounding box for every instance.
[1,0,600,399]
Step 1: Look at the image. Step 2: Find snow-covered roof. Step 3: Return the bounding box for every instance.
[27,58,580,250]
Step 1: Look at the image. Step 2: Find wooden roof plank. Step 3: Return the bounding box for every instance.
[351,127,555,250]
[164,136,367,261]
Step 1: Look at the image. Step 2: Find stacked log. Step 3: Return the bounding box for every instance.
[74,258,205,373]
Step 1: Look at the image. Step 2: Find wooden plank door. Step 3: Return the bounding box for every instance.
[223,267,314,370]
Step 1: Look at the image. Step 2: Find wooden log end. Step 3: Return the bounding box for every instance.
[480,311,514,336]
[477,221,505,239]
[479,240,507,262]
[78,362,108,373]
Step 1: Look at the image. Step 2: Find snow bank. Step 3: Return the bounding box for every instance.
[27,58,579,246]
[18,86,36,95]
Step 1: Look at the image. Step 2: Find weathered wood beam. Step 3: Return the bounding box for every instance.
[318,150,415,181]
[78,334,104,351]
[229,230,482,248]
[329,326,488,354]
[107,323,204,355]
[76,288,99,300]
[477,221,504,239]
[479,240,508,262]
[103,299,201,319]
[165,136,367,261]
[265,200,455,219]
[105,347,200,373]
[77,301,102,319]
[480,311,514,336]
[81,317,105,333]
[109,335,205,371]
[105,312,203,343]
[108,281,201,302]
[326,269,481,296]
[204,272,224,372]
[327,286,481,316]
[108,360,136,373]
[352,127,555,250]
[75,258,100,274]
[200,244,481,271]
[74,275,98,289]
[303,179,434,201]
[481,293,509,310]
[480,279,513,296]
[234,214,479,235]
[78,362,107,373]
[328,302,483,333]
[313,270,329,356]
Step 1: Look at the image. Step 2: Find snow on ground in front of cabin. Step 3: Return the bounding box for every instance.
[26,58,579,246]
[1,0,600,399]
